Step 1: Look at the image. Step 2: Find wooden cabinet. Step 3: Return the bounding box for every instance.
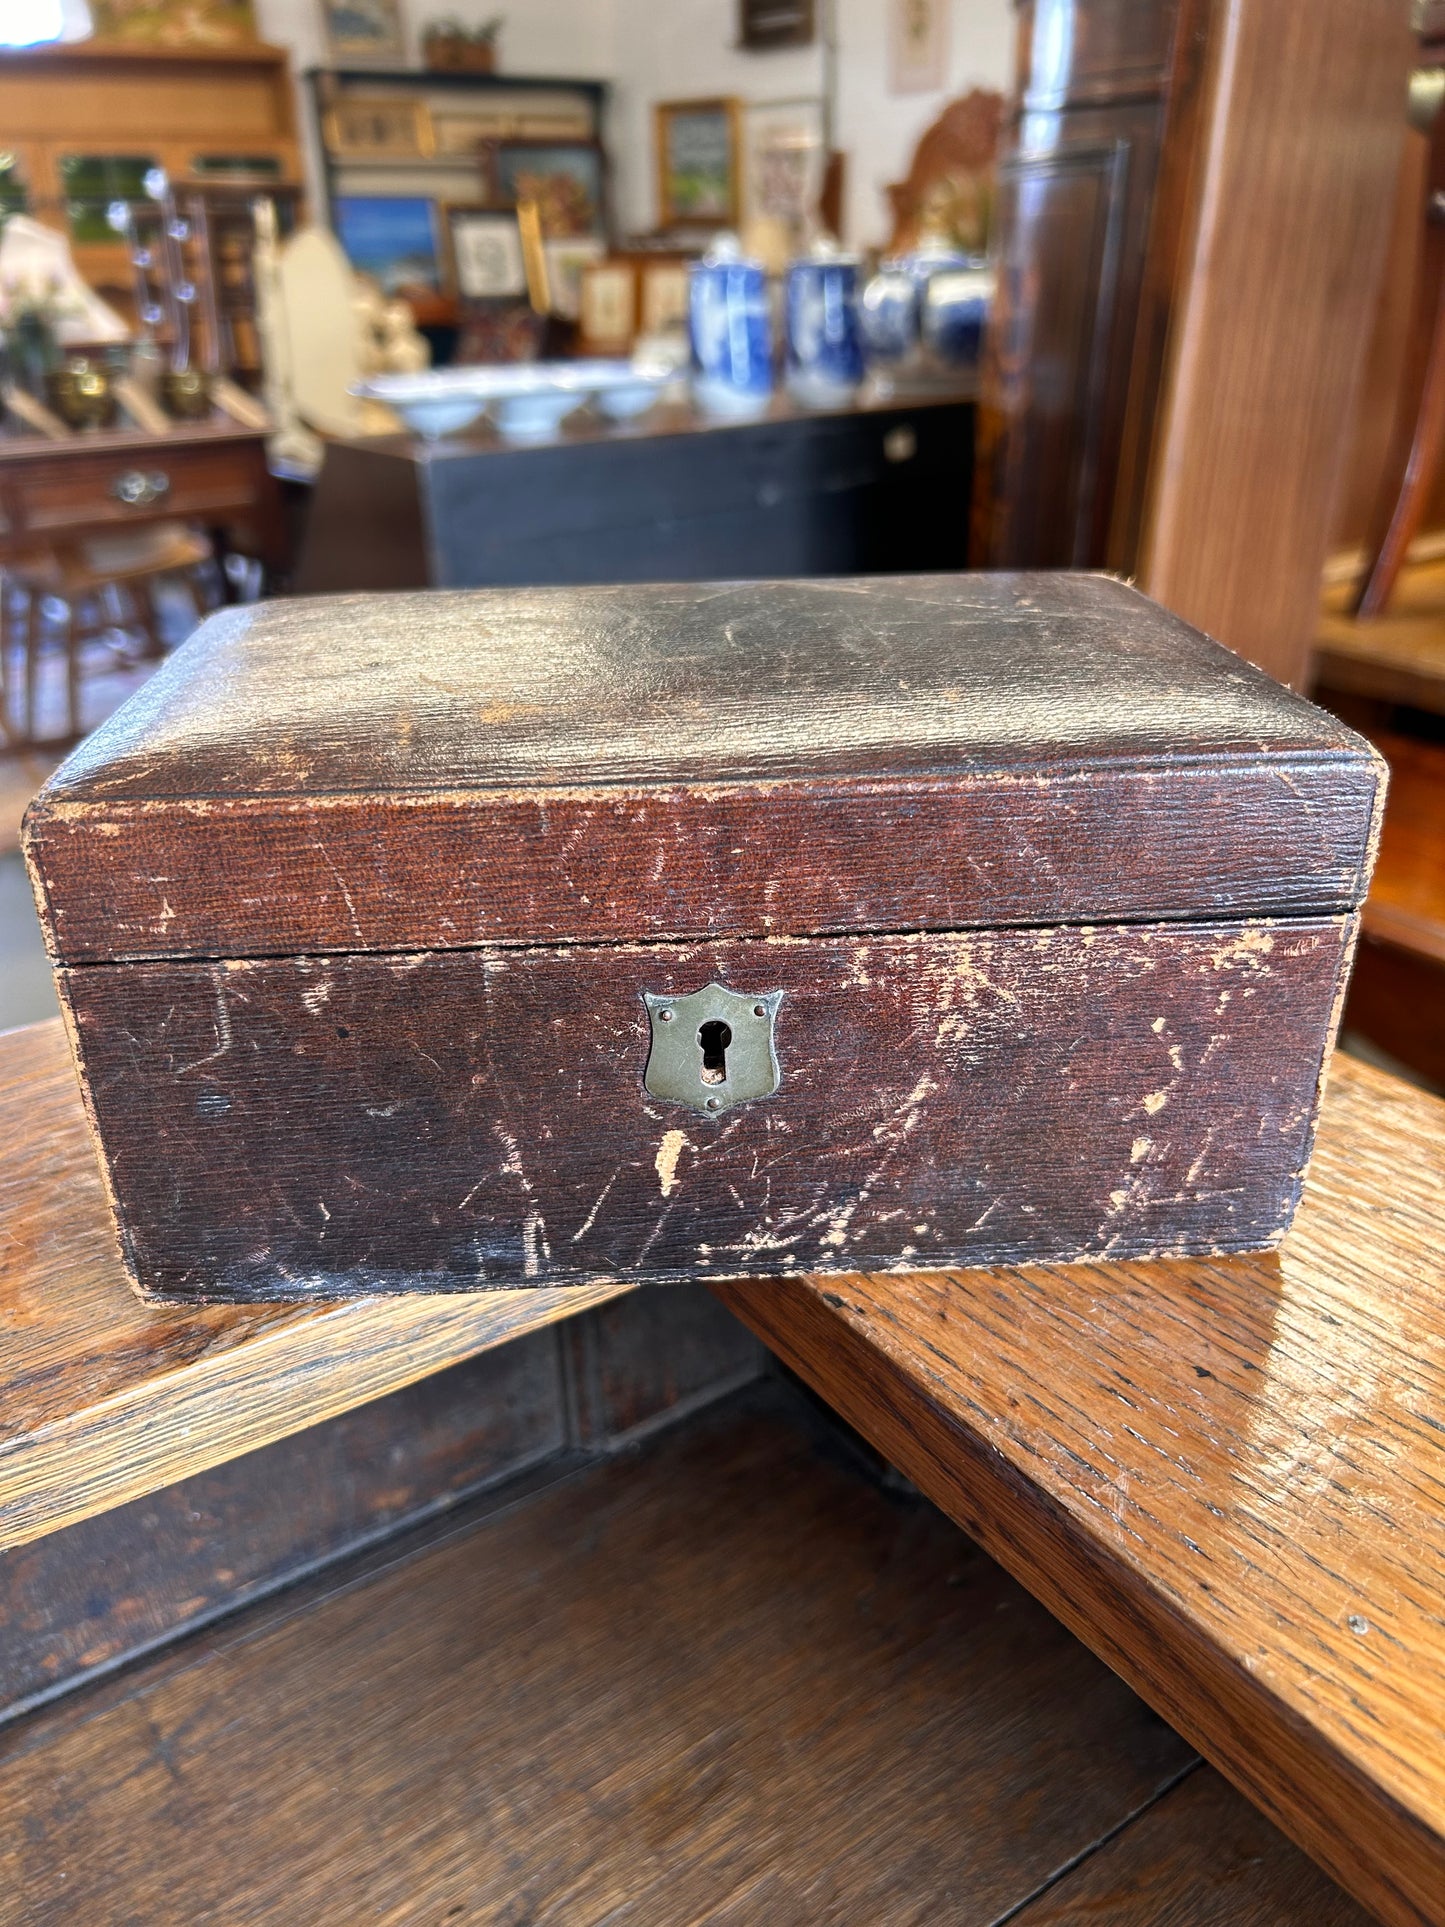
[975,0,1411,687]
[0,41,303,351]
[974,0,1206,571]
[296,395,975,594]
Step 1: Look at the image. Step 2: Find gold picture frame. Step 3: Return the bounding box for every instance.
[654,98,742,230]
[640,259,690,335]
[431,112,493,157]
[322,97,434,164]
[579,261,637,353]
[319,0,405,65]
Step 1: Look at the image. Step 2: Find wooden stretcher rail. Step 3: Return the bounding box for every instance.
[715,1053,1445,1927]
[0,1021,632,1551]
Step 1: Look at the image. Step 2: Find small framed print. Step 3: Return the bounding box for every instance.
[333,195,442,297]
[444,205,527,300]
[541,235,605,319]
[323,97,433,163]
[579,262,637,351]
[889,0,950,95]
[640,260,690,335]
[745,101,825,231]
[655,98,742,230]
[319,0,405,66]
[738,0,814,50]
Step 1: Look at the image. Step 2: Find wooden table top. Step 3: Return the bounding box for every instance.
[718,1052,1445,1927]
[0,419,270,466]
[0,1020,632,1551]
[5,1010,1444,1922]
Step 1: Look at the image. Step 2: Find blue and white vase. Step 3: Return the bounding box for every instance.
[859,257,921,366]
[919,259,995,369]
[689,236,773,418]
[784,244,865,409]
[860,240,993,374]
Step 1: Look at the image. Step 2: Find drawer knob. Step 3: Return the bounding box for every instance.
[111,469,171,507]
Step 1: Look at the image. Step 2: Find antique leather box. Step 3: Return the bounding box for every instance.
[24,574,1383,1304]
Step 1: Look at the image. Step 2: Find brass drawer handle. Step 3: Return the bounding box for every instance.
[111,469,171,507]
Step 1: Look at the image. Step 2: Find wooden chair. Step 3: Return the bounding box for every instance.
[0,523,212,749]
[1353,70,1445,615]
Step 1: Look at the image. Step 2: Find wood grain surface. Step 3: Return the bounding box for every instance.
[1008,1766,1373,1926]
[1138,0,1410,686]
[1343,934,1445,1092]
[0,1020,633,1552]
[716,1052,1445,1927]
[0,1336,570,1723]
[1357,729,1445,967]
[1317,555,1445,717]
[25,575,1380,964]
[0,1385,1368,1926]
[60,917,1354,1298]
[0,1291,764,1725]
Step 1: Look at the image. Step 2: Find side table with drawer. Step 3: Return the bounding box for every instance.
[0,421,288,575]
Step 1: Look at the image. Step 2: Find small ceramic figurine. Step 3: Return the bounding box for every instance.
[354,280,428,377]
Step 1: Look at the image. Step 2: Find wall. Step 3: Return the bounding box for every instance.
[252,0,1012,251]
[609,0,1015,246]
[250,0,619,206]
[253,0,618,84]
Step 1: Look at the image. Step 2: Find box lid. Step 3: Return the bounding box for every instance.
[25,574,1384,965]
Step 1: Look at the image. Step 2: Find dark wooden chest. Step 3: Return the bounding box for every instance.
[24,574,1383,1303]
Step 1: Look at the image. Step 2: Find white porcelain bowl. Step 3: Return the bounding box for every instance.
[488,388,582,442]
[358,361,673,443]
[392,393,490,440]
[593,377,665,422]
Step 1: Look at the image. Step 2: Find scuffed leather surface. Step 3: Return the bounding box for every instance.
[39,574,1370,801]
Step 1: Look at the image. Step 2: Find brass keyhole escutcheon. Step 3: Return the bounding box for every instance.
[642,984,783,1117]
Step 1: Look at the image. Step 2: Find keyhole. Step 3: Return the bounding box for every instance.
[698,1019,732,1085]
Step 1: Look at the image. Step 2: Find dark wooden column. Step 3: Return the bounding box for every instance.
[975,0,1410,689]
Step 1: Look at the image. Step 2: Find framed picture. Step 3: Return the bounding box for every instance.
[490,140,607,240]
[432,107,595,155]
[319,0,405,64]
[889,0,950,95]
[744,99,825,232]
[655,99,742,230]
[89,0,257,45]
[323,97,434,163]
[444,205,527,300]
[579,262,636,351]
[432,113,493,157]
[541,235,605,320]
[512,108,597,142]
[640,259,690,335]
[333,196,442,296]
[738,0,814,50]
